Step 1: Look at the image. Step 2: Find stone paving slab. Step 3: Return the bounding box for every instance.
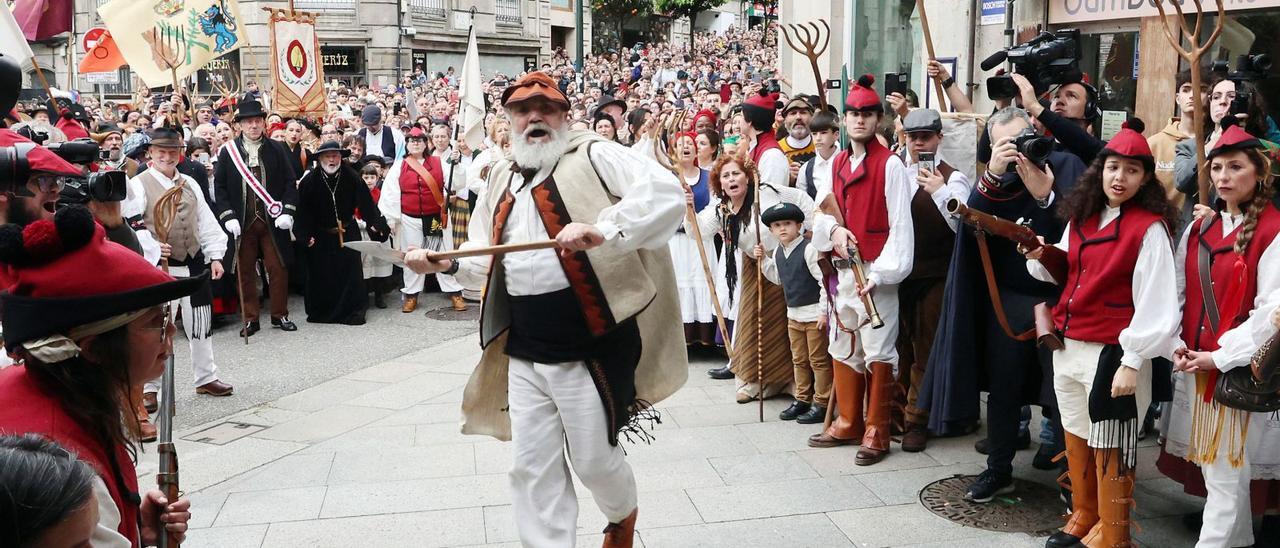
[170,335,1196,547]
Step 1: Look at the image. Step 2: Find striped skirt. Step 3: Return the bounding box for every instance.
[729,256,794,387]
[448,196,472,250]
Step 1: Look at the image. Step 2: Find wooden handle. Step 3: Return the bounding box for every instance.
[428,240,559,260]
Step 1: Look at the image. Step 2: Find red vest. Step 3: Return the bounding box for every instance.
[1181,205,1280,351]
[1053,206,1165,344]
[831,138,896,261]
[0,366,141,546]
[398,156,444,217]
[750,131,781,166]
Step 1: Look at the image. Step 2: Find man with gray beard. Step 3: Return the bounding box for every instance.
[404,72,687,548]
[294,141,389,325]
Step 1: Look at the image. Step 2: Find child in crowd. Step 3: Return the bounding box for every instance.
[358,162,395,308]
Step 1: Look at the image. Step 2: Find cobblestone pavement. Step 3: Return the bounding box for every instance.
[154,332,1203,547]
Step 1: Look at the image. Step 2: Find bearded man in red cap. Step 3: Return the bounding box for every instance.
[807,75,915,467]
[0,128,81,227]
[403,71,687,547]
[741,89,790,187]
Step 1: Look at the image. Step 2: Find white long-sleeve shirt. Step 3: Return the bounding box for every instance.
[810,149,916,288]
[795,146,839,200]
[465,147,500,198]
[902,153,973,233]
[1170,213,1280,371]
[753,144,790,188]
[1027,206,1180,369]
[761,236,828,322]
[124,168,229,262]
[454,139,684,296]
[433,148,472,200]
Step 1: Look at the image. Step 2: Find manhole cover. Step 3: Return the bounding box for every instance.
[181,421,263,445]
[919,474,1066,535]
[423,305,481,321]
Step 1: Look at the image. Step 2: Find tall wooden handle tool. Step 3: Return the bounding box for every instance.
[779,20,831,110]
[752,170,764,423]
[1153,0,1225,206]
[428,240,559,260]
[916,0,948,112]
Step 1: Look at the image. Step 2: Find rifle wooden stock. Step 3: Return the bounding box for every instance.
[156,441,180,548]
[817,194,884,329]
[945,198,1068,284]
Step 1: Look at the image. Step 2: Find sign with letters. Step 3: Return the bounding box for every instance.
[1049,0,1280,24]
[981,0,1007,25]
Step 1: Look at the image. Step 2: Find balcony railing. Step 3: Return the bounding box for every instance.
[292,0,356,12]
[408,0,447,18]
[495,0,522,25]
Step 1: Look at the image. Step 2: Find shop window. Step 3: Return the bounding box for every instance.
[1078,31,1139,136]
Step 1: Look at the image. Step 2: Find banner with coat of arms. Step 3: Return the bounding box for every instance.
[267,9,326,119]
[98,0,247,89]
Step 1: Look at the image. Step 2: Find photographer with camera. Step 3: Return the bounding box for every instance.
[921,107,1084,503]
[1010,74,1104,166]
[0,131,80,227]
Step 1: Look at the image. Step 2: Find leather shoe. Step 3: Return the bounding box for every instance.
[451,294,468,311]
[706,366,733,380]
[240,321,261,338]
[373,292,387,309]
[779,400,810,421]
[196,380,235,397]
[138,416,157,443]
[1032,442,1059,470]
[1045,531,1084,547]
[796,405,825,424]
[142,392,158,414]
[808,432,856,448]
[601,507,637,548]
[902,422,929,453]
[272,317,298,331]
[402,294,418,313]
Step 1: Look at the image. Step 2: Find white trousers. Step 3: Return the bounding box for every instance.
[1052,338,1151,442]
[508,358,637,548]
[145,266,217,392]
[1198,412,1262,548]
[398,215,461,294]
[830,271,900,373]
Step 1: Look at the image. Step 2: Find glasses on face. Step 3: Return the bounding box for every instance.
[28,175,67,194]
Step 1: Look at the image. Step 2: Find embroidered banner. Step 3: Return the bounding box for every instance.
[97,0,247,89]
[267,9,326,118]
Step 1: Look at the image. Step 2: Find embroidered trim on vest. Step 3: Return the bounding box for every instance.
[529,177,617,336]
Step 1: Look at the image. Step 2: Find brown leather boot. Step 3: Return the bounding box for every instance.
[1083,448,1134,548]
[808,362,865,448]
[450,294,467,311]
[601,508,637,548]
[855,361,894,466]
[132,392,157,443]
[1048,432,1098,546]
[401,293,418,313]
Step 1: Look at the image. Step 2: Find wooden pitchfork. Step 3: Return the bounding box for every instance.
[156,23,198,124]
[1153,0,1225,206]
[779,19,830,110]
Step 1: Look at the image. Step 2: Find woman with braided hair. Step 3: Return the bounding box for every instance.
[1159,124,1280,548]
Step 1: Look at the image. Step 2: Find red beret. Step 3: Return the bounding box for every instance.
[1104,119,1152,160]
[1208,124,1264,160]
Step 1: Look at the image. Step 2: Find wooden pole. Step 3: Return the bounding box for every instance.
[428,240,559,260]
[29,57,57,105]
[753,170,764,423]
[915,0,948,112]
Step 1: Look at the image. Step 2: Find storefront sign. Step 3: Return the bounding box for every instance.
[981,0,1007,25]
[196,50,240,94]
[411,50,427,73]
[86,71,119,85]
[320,46,365,75]
[1050,0,1280,25]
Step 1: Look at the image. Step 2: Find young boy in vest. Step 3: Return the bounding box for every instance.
[754,202,830,424]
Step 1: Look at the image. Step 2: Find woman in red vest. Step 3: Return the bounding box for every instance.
[0,207,197,547]
[1162,125,1280,548]
[1023,121,1181,548]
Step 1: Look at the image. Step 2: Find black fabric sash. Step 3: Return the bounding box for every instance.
[1087,344,1139,474]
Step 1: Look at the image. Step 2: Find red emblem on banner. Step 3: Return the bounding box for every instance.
[287,40,307,78]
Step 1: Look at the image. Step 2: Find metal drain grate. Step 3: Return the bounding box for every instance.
[423,306,481,321]
[919,474,1067,535]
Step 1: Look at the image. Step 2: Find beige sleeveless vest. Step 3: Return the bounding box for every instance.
[138,170,201,262]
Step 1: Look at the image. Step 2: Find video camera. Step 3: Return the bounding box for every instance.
[1212,54,1271,121]
[58,170,127,206]
[982,30,1084,100]
[0,143,36,188]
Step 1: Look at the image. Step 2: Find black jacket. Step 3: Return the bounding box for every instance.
[213,137,300,266]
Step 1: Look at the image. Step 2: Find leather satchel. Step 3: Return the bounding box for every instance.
[1214,331,1280,412]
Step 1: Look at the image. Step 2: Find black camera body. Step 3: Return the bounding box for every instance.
[46,139,101,166]
[983,30,1084,99]
[1212,54,1272,121]
[1013,127,1054,168]
[58,170,127,207]
[0,143,36,189]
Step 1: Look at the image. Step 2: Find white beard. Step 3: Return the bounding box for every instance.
[321,163,340,175]
[510,125,569,172]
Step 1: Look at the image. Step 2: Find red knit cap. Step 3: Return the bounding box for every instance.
[845,74,883,113]
[743,90,781,113]
[689,109,718,131]
[0,207,203,349]
[0,128,81,177]
[1104,119,1152,160]
[1208,124,1264,160]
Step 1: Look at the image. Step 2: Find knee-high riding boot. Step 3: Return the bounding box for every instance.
[807,362,865,448]
[1082,447,1134,548]
[1047,432,1098,546]
[856,361,894,465]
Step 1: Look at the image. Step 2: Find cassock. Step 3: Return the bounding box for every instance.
[295,164,390,325]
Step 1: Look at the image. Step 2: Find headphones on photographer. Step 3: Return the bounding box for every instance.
[1056,79,1101,123]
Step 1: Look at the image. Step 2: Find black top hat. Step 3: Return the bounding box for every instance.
[313,140,351,158]
[234,98,268,122]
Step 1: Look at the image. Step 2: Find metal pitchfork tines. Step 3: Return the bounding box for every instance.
[779,19,830,110]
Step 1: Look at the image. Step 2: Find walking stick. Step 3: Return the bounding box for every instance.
[915,0,949,112]
[752,163,764,423]
[235,233,249,345]
[653,113,734,355]
[779,20,830,110]
[1153,0,1225,206]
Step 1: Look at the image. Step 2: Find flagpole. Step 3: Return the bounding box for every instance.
[29,56,57,106]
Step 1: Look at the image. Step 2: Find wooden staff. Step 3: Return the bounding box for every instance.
[653,112,734,355]
[752,160,764,423]
[779,20,830,110]
[427,240,559,260]
[915,0,948,112]
[1153,0,1225,206]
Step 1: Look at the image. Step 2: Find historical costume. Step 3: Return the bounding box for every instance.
[422,73,687,547]
[381,128,466,312]
[295,141,390,325]
[1027,123,1180,547]
[806,75,915,467]
[213,98,300,336]
[668,132,718,346]
[127,123,233,402]
[743,90,790,188]
[1158,126,1280,548]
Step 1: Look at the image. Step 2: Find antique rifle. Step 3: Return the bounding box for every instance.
[817,194,884,329]
[155,302,180,548]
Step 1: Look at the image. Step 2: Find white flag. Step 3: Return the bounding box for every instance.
[0,3,34,67]
[458,25,486,151]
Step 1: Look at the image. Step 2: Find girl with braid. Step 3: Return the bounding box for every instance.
[1022,121,1181,548]
[1161,125,1280,548]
